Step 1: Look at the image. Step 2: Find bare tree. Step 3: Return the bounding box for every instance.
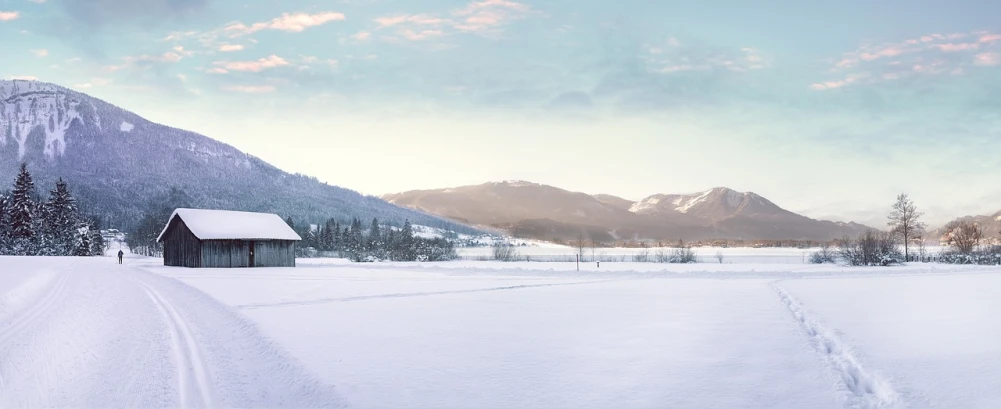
[887,193,926,262]
[715,250,725,264]
[914,233,927,262]
[575,232,586,262]
[944,220,983,255]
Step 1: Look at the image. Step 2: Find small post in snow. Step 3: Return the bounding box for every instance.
[576,254,579,271]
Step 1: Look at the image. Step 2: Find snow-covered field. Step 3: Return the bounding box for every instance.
[2,253,1000,408]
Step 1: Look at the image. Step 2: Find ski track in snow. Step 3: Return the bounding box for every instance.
[772,282,903,409]
[0,259,344,408]
[0,272,66,392]
[130,275,217,408]
[234,279,623,310]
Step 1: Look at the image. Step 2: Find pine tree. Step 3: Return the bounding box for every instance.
[74,222,92,256]
[9,163,39,255]
[368,218,381,251]
[398,220,415,261]
[0,193,10,254]
[43,178,81,256]
[88,217,106,256]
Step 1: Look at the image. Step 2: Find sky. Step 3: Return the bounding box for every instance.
[2,0,1001,227]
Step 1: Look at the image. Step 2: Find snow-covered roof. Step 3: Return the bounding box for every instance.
[157,208,302,242]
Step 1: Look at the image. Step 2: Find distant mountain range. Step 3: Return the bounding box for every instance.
[383,181,873,242]
[0,80,480,234]
[929,211,1001,242]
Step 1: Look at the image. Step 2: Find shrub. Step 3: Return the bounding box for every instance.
[492,242,520,262]
[837,230,903,266]
[809,243,837,264]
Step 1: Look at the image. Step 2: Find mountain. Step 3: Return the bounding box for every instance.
[0,80,480,234]
[929,210,1001,243]
[384,182,872,242]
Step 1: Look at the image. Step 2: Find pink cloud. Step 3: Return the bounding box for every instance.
[975,52,1001,66]
[351,31,371,41]
[980,34,1001,44]
[215,55,291,72]
[402,29,444,41]
[226,12,345,37]
[375,14,444,27]
[859,47,904,61]
[0,11,19,21]
[936,42,979,52]
[809,73,868,91]
[218,44,244,52]
[223,85,277,93]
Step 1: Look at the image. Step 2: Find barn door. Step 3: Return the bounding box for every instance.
[249,241,256,267]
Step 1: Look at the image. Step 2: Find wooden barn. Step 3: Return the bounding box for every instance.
[157,208,302,268]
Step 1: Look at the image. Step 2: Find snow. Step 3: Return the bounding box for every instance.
[0,256,342,407]
[120,121,134,132]
[157,208,302,242]
[4,253,1001,408]
[676,188,714,213]
[0,80,80,159]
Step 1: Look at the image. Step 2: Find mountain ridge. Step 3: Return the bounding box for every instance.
[383,181,872,242]
[0,80,481,235]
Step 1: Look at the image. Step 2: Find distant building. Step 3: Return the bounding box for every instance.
[157,208,301,268]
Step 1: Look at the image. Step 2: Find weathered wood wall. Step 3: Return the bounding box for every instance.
[162,219,202,268]
[253,240,296,267]
[198,239,295,268]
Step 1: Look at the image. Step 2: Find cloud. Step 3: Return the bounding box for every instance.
[217,44,244,52]
[371,0,534,40]
[213,55,291,73]
[224,12,345,37]
[375,14,445,28]
[975,52,1001,66]
[402,29,444,41]
[0,11,20,21]
[31,49,49,57]
[647,43,770,75]
[814,31,1001,90]
[223,85,276,93]
[351,31,371,41]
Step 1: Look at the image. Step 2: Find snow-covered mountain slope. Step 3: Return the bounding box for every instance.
[0,80,479,234]
[630,187,795,221]
[385,181,872,242]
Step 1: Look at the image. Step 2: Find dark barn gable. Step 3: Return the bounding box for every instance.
[157,209,301,268]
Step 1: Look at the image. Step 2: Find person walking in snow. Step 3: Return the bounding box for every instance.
[118,250,124,265]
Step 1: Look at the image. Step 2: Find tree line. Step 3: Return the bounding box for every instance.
[290,217,458,262]
[0,164,105,256]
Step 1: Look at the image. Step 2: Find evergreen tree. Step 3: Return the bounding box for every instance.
[285,216,296,231]
[43,178,81,256]
[74,223,92,256]
[9,163,39,255]
[322,219,336,251]
[0,193,10,254]
[367,218,381,251]
[88,217,106,256]
[397,220,415,261]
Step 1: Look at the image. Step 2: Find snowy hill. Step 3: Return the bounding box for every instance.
[0,80,479,234]
[384,181,872,242]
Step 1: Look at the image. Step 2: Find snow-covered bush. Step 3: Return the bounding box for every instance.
[836,230,902,266]
[809,244,836,264]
